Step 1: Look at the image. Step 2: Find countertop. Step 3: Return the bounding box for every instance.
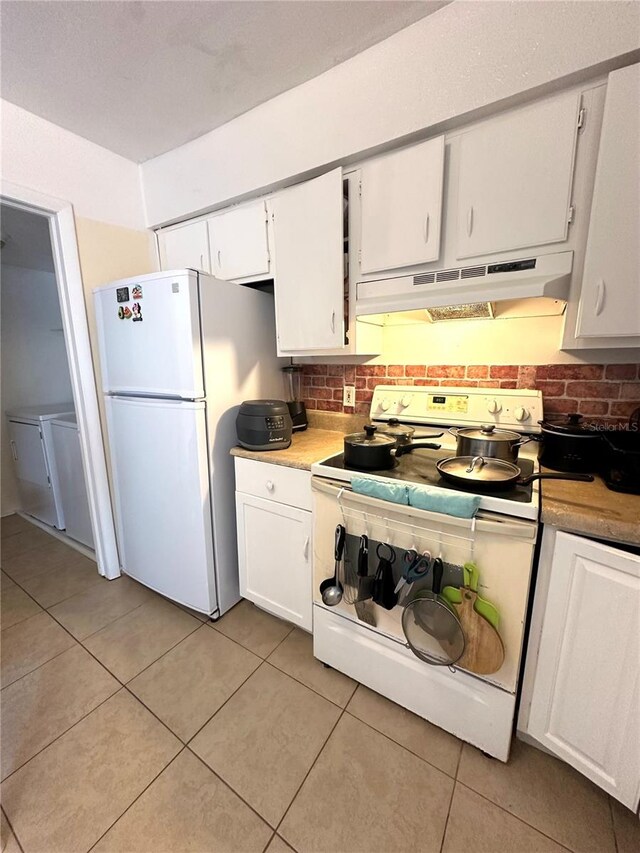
[540,472,640,547]
[230,427,344,471]
[231,425,640,546]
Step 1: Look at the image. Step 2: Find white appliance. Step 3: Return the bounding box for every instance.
[94,269,283,617]
[6,403,75,528]
[311,385,545,761]
[50,413,94,549]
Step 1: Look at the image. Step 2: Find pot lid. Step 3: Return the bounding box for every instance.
[344,424,396,447]
[380,418,415,438]
[456,424,521,442]
[539,413,600,435]
[438,455,519,482]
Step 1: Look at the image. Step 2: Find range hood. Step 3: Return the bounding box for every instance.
[355,251,573,318]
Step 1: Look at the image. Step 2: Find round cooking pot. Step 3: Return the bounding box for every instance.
[379,418,443,447]
[450,424,531,463]
[436,455,594,491]
[344,425,441,471]
[539,413,604,473]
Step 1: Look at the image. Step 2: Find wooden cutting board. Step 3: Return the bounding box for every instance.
[451,590,505,675]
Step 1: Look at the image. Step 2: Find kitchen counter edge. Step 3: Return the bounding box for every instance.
[541,472,640,547]
[230,428,344,471]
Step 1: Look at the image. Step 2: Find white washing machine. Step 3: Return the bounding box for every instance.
[6,403,75,528]
[50,413,95,549]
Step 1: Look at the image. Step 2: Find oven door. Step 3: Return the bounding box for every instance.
[311,476,538,695]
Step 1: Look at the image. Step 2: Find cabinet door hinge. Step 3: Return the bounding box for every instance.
[577,107,586,131]
[358,180,362,198]
[358,248,362,265]
[567,205,575,224]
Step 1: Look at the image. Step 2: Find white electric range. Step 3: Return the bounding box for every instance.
[312,385,544,520]
[310,385,544,761]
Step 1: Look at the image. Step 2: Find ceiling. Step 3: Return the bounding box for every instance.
[0,206,55,273]
[0,0,449,163]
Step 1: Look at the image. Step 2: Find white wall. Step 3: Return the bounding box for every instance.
[141,0,640,226]
[1,265,74,513]
[1,99,147,230]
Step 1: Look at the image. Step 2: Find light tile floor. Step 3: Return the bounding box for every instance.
[1,514,638,853]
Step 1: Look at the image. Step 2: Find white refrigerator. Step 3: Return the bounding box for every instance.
[94,269,284,617]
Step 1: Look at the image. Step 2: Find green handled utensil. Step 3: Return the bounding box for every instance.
[442,562,500,631]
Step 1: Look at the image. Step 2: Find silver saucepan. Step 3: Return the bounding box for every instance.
[449,424,533,464]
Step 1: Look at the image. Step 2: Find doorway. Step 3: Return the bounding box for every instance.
[1,182,119,579]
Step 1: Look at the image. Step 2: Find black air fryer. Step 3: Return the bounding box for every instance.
[236,400,292,451]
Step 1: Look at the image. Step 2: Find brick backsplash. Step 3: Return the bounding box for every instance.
[300,363,640,421]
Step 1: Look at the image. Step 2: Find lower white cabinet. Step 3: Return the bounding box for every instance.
[234,458,312,631]
[519,528,640,809]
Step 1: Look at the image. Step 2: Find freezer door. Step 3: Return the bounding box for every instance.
[95,271,204,398]
[106,396,217,614]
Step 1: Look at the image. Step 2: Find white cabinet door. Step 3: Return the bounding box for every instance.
[208,201,270,281]
[7,420,57,527]
[576,64,640,339]
[272,169,344,353]
[236,491,312,631]
[157,220,210,273]
[456,91,581,259]
[527,531,640,809]
[361,136,445,273]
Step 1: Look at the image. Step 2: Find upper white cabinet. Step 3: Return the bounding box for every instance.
[456,91,581,259]
[157,220,210,273]
[272,168,345,353]
[520,529,640,810]
[207,200,270,281]
[575,64,640,339]
[360,136,445,274]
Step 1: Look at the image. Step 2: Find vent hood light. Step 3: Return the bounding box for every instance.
[356,251,573,317]
[426,302,494,322]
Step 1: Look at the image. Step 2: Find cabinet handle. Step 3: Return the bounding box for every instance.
[466,206,474,237]
[266,480,274,492]
[199,253,204,270]
[424,214,430,243]
[331,310,336,333]
[303,536,310,560]
[10,440,18,462]
[594,279,606,316]
[217,249,222,269]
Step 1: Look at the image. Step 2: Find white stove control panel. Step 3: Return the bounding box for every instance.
[371,385,543,432]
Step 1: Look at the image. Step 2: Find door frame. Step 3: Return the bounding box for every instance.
[1,179,120,579]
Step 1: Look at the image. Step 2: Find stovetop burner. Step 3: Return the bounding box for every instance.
[319,450,536,504]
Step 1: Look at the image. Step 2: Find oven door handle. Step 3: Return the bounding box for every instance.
[310,476,537,541]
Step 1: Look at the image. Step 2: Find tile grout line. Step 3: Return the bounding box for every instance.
[1,806,25,853]
[86,747,187,853]
[4,574,198,750]
[0,618,80,691]
[438,770,457,853]
[2,546,99,595]
[609,796,620,853]
[0,686,123,785]
[185,656,268,746]
[454,780,575,852]
[208,612,295,660]
[341,706,461,782]
[261,831,277,853]
[273,704,347,839]
[187,746,281,834]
